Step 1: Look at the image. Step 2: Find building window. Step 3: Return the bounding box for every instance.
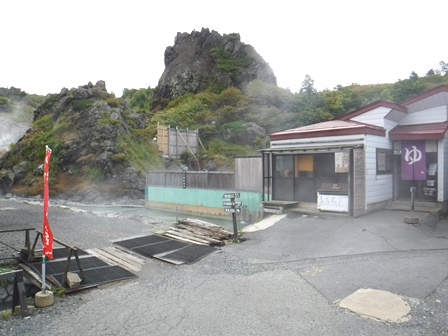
[377,149,392,174]
[295,155,314,177]
[275,155,294,177]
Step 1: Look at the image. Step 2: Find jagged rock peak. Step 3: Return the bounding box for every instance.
[152,28,277,110]
[62,80,108,100]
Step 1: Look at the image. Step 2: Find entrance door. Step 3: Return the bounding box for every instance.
[294,155,316,202]
[394,149,437,202]
[273,155,295,201]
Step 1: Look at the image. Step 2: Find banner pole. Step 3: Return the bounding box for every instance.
[41,255,46,293]
[41,145,53,294]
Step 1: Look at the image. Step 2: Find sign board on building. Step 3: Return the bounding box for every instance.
[335,152,349,173]
[317,194,349,213]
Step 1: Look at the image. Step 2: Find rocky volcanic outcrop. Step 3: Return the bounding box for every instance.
[0,81,155,202]
[151,28,277,110]
[0,29,281,201]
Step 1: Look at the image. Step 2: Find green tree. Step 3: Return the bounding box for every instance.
[122,87,154,112]
[439,61,448,75]
[299,74,317,95]
[151,94,206,130]
[245,80,296,133]
[390,76,427,102]
[293,75,331,126]
[208,87,249,124]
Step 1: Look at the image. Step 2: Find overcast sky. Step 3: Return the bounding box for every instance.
[2,1,447,97]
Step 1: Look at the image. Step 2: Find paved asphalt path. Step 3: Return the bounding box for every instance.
[1,198,448,335]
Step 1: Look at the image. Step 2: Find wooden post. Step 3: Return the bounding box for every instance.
[62,249,73,287]
[73,250,85,281]
[222,193,241,242]
[231,196,238,242]
[0,270,30,318]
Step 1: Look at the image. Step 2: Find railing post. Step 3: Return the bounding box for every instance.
[6,270,29,317]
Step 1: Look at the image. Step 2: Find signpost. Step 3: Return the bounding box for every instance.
[224,208,241,213]
[222,193,242,242]
[223,193,240,199]
[222,201,242,207]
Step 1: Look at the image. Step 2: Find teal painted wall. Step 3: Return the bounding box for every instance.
[145,186,263,213]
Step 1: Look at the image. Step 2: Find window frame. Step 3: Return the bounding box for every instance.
[376,148,393,175]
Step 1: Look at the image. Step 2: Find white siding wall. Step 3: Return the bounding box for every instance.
[350,107,392,127]
[439,135,448,201]
[399,106,447,125]
[365,134,393,205]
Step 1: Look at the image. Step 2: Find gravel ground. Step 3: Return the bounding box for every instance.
[0,197,447,335]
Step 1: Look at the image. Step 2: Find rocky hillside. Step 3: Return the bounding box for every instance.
[151,28,277,110]
[0,29,287,201]
[0,81,160,202]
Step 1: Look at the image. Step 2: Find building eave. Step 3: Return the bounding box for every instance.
[270,126,385,141]
[389,121,448,141]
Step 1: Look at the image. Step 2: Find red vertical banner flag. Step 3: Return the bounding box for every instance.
[42,145,54,259]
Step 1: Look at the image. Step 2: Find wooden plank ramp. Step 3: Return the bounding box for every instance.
[19,263,52,290]
[86,247,144,273]
[161,218,232,246]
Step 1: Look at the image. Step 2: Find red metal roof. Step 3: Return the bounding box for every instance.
[389,122,448,140]
[270,120,385,141]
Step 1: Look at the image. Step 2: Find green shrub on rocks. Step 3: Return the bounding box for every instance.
[73,99,94,111]
[111,153,128,163]
[106,97,120,108]
[1,308,12,319]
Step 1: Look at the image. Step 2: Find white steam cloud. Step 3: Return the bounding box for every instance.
[0,108,31,153]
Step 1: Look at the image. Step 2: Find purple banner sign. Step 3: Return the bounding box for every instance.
[401,140,426,180]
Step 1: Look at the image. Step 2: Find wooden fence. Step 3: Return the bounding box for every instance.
[157,125,198,159]
[235,156,262,192]
[146,157,263,192]
[147,171,235,189]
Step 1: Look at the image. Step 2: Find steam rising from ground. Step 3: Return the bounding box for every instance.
[0,114,28,152]
[0,104,32,155]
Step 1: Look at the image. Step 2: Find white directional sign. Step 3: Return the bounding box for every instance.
[222,193,240,199]
[222,201,242,207]
[224,208,241,213]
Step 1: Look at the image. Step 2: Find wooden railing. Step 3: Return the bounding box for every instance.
[147,171,235,190]
[0,270,29,317]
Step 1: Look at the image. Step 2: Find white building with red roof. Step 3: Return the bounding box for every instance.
[261,85,448,217]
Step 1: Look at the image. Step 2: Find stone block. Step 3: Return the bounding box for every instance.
[66,272,81,288]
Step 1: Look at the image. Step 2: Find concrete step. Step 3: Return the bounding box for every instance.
[262,201,299,214]
[385,201,443,217]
